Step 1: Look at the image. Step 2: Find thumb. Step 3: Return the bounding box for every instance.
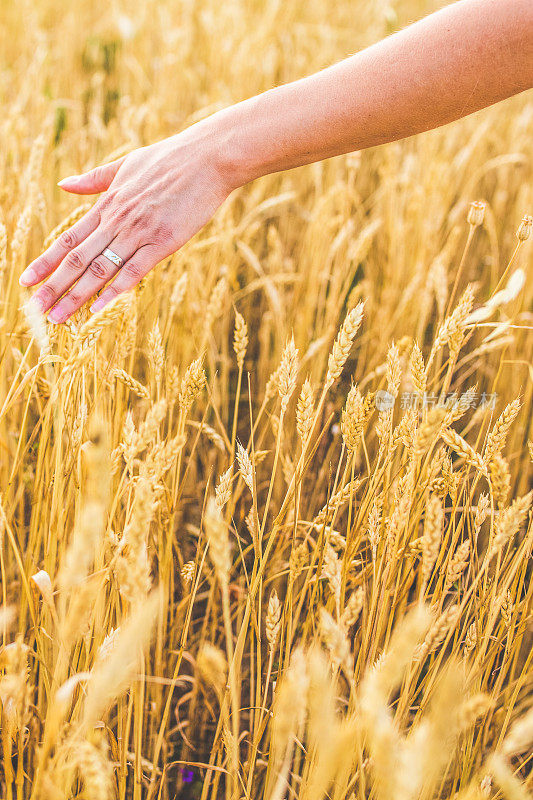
[57,156,126,194]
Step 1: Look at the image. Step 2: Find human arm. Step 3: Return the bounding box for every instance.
[219,0,532,181]
[20,0,533,322]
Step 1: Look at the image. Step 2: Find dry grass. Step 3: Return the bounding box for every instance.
[1,1,533,798]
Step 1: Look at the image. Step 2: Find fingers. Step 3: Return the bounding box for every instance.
[19,209,99,287]
[91,245,161,313]
[57,156,126,195]
[47,236,137,323]
[31,227,116,316]
[19,156,125,288]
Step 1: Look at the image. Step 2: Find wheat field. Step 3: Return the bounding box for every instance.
[1,0,532,798]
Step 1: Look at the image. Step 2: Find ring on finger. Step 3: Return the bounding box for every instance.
[101,248,124,268]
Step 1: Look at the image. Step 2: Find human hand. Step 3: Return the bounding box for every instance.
[20,120,238,322]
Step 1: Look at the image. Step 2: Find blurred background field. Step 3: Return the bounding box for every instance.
[0,1,532,799]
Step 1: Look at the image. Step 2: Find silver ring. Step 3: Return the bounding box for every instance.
[101,248,124,268]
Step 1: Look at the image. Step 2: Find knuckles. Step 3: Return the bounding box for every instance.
[105,283,121,298]
[96,191,115,213]
[101,193,171,238]
[88,259,109,280]
[152,221,173,244]
[122,260,144,281]
[35,283,57,307]
[129,209,148,230]
[103,199,136,230]
[63,249,86,272]
[99,185,175,254]
[66,290,82,308]
[58,229,78,249]
[114,205,131,224]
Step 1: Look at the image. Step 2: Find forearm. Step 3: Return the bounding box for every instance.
[215,0,532,185]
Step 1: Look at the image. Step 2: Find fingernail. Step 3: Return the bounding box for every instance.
[19,266,37,286]
[47,306,64,323]
[58,175,79,187]
[90,297,107,313]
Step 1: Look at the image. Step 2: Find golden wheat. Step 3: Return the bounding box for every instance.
[0,3,531,798]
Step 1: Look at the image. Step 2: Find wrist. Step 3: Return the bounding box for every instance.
[206,98,268,191]
[204,79,335,190]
